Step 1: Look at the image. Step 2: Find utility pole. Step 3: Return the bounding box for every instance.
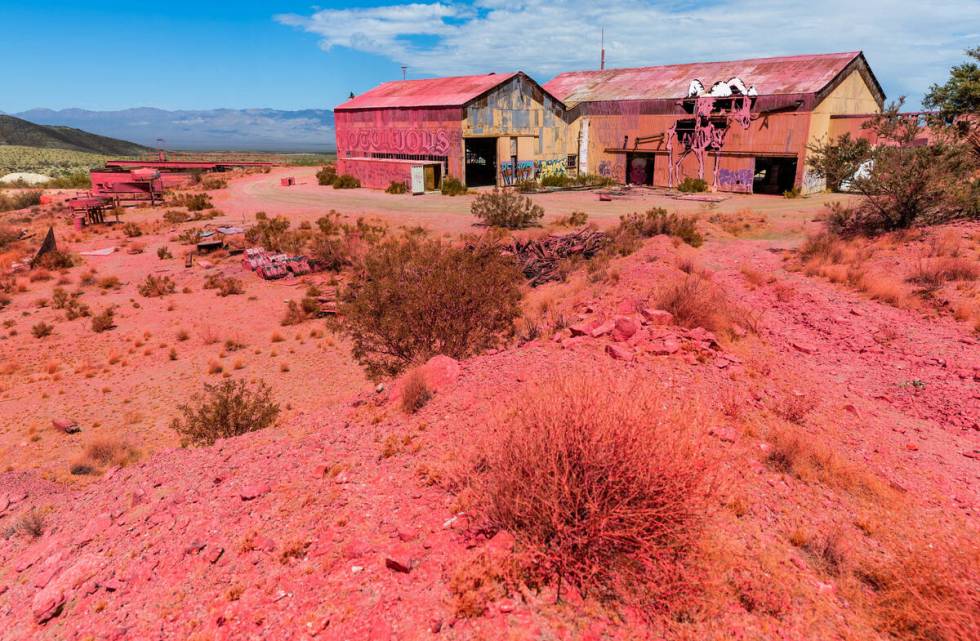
[401,65,407,80]
[600,27,605,70]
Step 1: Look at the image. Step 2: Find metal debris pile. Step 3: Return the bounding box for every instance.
[505,227,608,286]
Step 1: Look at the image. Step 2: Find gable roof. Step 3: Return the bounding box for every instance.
[544,52,883,108]
[335,72,528,110]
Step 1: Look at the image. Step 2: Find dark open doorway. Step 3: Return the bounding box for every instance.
[625,153,655,185]
[464,138,498,187]
[753,157,798,195]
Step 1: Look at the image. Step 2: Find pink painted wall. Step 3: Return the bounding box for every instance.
[335,158,413,190]
[334,107,465,181]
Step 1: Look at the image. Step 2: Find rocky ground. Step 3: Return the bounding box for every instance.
[0,176,976,640]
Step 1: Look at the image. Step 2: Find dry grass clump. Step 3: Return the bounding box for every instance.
[907,256,978,289]
[652,272,732,335]
[203,273,245,296]
[84,438,141,468]
[764,424,894,501]
[465,370,713,612]
[16,508,46,538]
[708,210,767,236]
[863,526,979,641]
[616,207,703,247]
[138,274,176,297]
[91,306,115,332]
[171,379,280,446]
[31,321,53,339]
[400,368,432,414]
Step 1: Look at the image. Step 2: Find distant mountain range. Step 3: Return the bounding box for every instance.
[14,108,335,153]
[0,114,151,155]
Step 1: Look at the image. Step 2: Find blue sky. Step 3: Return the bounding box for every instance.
[2,1,978,112]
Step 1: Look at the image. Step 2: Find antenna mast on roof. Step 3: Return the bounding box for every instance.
[401,65,407,80]
[600,27,605,70]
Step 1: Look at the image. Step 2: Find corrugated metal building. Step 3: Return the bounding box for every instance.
[334,51,884,194]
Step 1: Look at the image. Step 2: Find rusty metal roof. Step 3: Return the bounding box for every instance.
[544,52,866,107]
[336,72,522,110]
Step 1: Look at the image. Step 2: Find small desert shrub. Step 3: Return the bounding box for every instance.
[514,179,538,193]
[0,190,42,212]
[201,177,228,190]
[799,231,844,263]
[332,174,360,189]
[316,165,337,186]
[440,176,467,196]
[35,250,76,270]
[85,438,140,468]
[122,222,142,237]
[0,225,21,249]
[338,235,523,378]
[169,193,213,211]
[677,177,708,193]
[806,132,873,192]
[400,368,432,414]
[617,208,702,247]
[138,275,176,297]
[540,173,573,188]
[91,307,115,332]
[204,274,244,296]
[653,273,730,334]
[171,379,280,446]
[280,300,309,326]
[98,275,121,290]
[16,508,45,538]
[555,211,589,227]
[575,173,615,187]
[466,371,712,610]
[163,209,190,224]
[471,188,544,229]
[385,181,408,194]
[783,186,802,199]
[31,322,53,338]
[157,246,173,260]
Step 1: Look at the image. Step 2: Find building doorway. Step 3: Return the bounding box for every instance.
[753,157,798,195]
[464,138,497,187]
[625,153,654,185]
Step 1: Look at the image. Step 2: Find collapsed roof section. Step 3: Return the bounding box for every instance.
[543,52,884,109]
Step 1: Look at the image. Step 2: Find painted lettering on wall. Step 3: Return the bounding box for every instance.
[344,128,454,155]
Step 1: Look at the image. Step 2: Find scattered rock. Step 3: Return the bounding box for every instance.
[32,586,65,624]
[485,530,515,560]
[384,549,414,573]
[51,418,80,434]
[604,344,634,361]
[792,340,817,355]
[590,320,616,338]
[611,316,638,342]
[640,308,673,325]
[240,482,271,501]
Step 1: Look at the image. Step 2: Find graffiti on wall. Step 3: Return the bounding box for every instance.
[802,169,826,194]
[597,159,624,180]
[717,168,754,192]
[343,128,456,155]
[499,158,567,185]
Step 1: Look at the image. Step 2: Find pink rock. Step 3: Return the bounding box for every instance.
[485,530,515,560]
[611,316,638,342]
[389,355,461,404]
[590,320,616,338]
[240,482,271,500]
[640,308,673,326]
[710,427,738,443]
[51,418,80,434]
[32,586,65,624]
[560,336,589,350]
[792,340,817,355]
[605,344,634,361]
[384,548,414,573]
[207,546,225,564]
[648,338,680,356]
[616,299,638,314]
[569,320,597,337]
[498,599,516,613]
[396,528,417,542]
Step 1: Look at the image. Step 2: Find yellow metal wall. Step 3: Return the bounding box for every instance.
[802,70,881,192]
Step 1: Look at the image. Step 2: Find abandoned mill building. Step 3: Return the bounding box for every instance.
[333,51,884,195]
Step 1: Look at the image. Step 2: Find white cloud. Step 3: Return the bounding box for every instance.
[277,0,980,107]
